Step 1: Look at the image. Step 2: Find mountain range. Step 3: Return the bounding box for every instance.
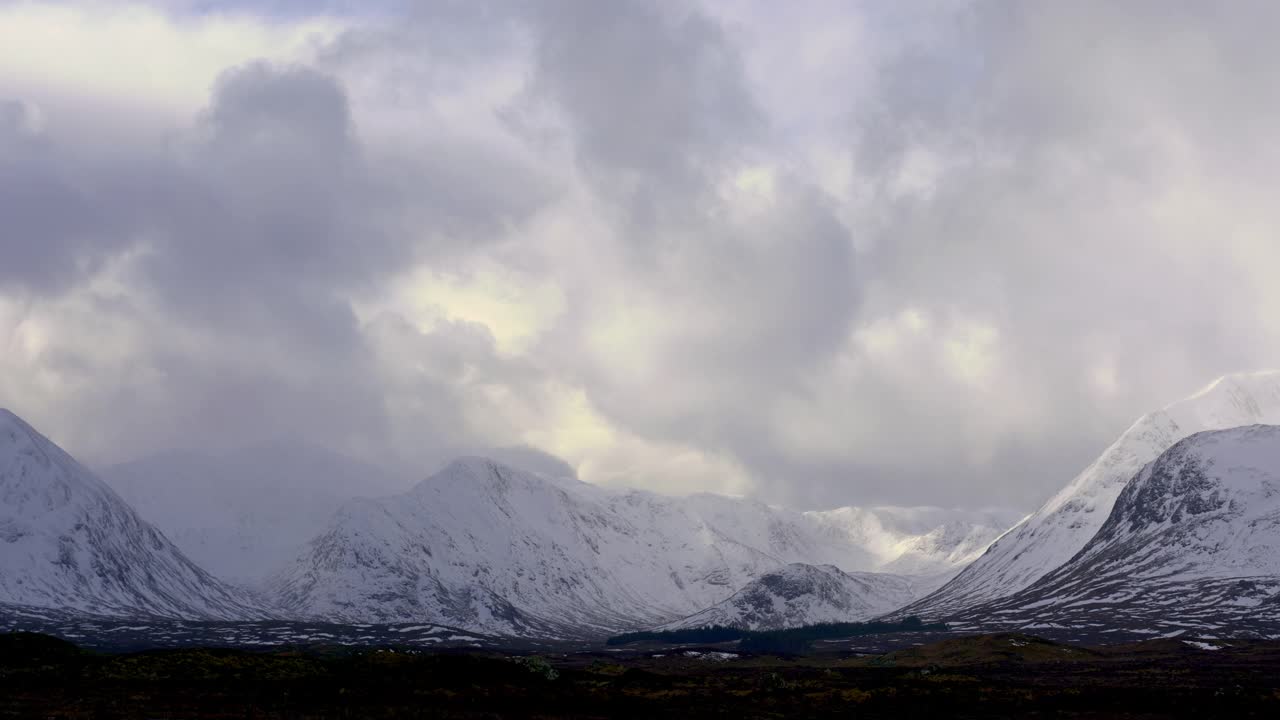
[267,457,1011,636]
[7,369,1280,642]
[0,410,1011,636]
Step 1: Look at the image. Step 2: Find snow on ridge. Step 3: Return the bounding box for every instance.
[956,425,1280,636]
[905,370,1280,619]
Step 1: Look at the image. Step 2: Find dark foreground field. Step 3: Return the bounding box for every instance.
[5,632,1280,718]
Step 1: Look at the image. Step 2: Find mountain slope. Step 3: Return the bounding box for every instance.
[904,371,1280,619]
[957,425,1280,637]
[659,563,919,631]
[0,409,263,619]
[104,445,408,585]
[269,458,1014,637]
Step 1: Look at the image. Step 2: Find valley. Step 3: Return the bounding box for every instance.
[5,631,1280,718]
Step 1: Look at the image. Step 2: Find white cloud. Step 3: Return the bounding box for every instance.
[365,263,567,356]
[0,2,343,120]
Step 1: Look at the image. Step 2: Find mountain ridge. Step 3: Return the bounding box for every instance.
[950,425,1280,637]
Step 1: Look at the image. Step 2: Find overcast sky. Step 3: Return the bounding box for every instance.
[3,0,1279,511]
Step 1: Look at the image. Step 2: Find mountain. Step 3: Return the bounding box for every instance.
[0,409,262,619]
[658,563,919,631]
[269,458,1014,638]
[903,371,1280,619]
[103,445,409,585]
[953,425,1280,638]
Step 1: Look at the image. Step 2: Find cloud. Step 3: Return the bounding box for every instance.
[525,0,761,215]
[0,99,130,294]
[517,0,860,495]
[793,0,1280,506]
[0,7,554,476]
[0,2,341,115]
[5,0,1280,512]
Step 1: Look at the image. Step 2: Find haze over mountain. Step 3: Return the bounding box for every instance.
[0,410,261,620]
[103,445,410,584]
[904,371,1280,620]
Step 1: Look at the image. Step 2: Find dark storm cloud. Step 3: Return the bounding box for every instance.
[139,63,376,336]
[521,0,860,479]
[525,0,761,220]
[0,99,134,295]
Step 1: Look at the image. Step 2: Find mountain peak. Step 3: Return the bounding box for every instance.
[417,455,587,498]
[441,455,513,476]
[1186,369,1280,400]
[0,408,40,444]
[1,408,99,512]
[1164,370,1280,430]
[419,456,532,493]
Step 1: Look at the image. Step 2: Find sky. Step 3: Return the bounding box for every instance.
[3,0,1280,511]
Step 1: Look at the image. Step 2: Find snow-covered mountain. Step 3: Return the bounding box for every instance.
[659,563,919,631]
[269,458,1013,638]
[103,445,409,585]
[904,371,1280,620]
[0,409,263,619]
[956,425,1280,638]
